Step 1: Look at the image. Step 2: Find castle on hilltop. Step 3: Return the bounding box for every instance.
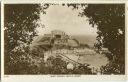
[43,30,79,47]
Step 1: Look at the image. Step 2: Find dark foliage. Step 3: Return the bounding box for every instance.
[67,4,125,74]
[80,4,125,74]
[41,57,92,74]
[4,4,42,74]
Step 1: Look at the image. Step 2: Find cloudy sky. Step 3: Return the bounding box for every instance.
[36,5,97,36]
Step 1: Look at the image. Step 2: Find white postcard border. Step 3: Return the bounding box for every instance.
[1,0,128,82]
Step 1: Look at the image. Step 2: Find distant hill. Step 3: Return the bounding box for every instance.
[71,35,97,47]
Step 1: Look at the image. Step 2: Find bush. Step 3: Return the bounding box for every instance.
[100,61,125,74]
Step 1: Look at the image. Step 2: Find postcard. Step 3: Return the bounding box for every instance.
[1,0,127,82]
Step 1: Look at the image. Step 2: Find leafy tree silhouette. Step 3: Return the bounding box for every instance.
[4,4,41,52]
[67,4,125,74]
[4,4,49,74]
[80,4,125,74]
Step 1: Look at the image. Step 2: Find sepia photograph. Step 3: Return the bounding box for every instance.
[4,3,125,75]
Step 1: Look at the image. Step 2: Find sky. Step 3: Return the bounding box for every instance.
[36,5,97,36]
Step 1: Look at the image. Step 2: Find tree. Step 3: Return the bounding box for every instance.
[4,4,49,74]
[80,4,125,74]
[4,4,41,52]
